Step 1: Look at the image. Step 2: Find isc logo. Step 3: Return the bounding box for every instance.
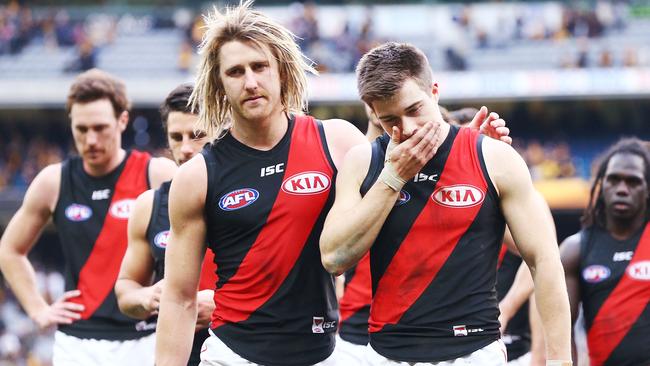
[627,261,650,281]
[582,265,611,283]
[154,230,170,249]
[110,199,135,219]
[432,184,485,208]
[219,188,259,211]
[282,172,330,195]
[65,204,93,222]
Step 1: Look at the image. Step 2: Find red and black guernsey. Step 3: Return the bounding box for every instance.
[578,224,650,366]
[496,249,531,361]
[362,125,505,362]
[147,180,217,366]
[52,150,153,340]
[338,253,372,345]
[201,115,338,366]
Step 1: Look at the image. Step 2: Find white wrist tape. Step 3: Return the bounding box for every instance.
[378,162,406,192]
[546,360,572,366]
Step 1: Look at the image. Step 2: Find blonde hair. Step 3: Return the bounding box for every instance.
[191,0,317,139]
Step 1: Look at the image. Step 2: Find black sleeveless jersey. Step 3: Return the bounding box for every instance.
[362,126,505,362]
[496,250,530,361]
[146,180,211,366]
[52,150,154,340]
[578,224,650,366]
[146,181,171,284]
[201,115,338,366]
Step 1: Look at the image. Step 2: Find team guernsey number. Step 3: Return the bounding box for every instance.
[219,188,260,211]
[281,172,330,195]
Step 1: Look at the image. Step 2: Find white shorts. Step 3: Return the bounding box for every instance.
[52,331,155,366]
[507,352,531,366]
[334,334,367,365]
[199,331,338,366]
[365,339,507,366]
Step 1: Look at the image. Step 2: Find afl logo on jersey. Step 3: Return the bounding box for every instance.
[110,199,135,219]
[627,261,650,281]
[154,230,170,249]
[219,188,259,211]
[395,190,411,206]
[432,184,485,208]
[65,204,92,222]
[582,265,611,283]
[282,171,330,195]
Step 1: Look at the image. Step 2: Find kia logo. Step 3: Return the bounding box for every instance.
[110,199,135,219]
[432,184,485,208]
[282,172,330,195]
[627,261,650,281]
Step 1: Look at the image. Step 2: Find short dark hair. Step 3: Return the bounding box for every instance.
[66,69,130,117]
[582,137,650,228]
[356,42,433,106]
[160,83,197,129]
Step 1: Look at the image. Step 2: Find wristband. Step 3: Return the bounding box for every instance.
[546,360,572,366]
[378,163,406,192]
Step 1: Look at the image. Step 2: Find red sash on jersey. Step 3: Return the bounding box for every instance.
[339,253,372,322]
[370,128,486,332]
[497,243,508,269]
[587,222,650,366]
[211,116,334,327]
[199,251,218,291]
[71,151,150,319]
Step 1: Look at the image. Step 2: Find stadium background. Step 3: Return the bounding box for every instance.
[0,0,649,364]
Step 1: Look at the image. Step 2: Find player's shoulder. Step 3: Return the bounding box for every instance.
[31,162,62,190]
[148,156,177,189]
[560,232,583,268]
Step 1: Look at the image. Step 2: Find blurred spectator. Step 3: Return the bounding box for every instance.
[517,140,578,181]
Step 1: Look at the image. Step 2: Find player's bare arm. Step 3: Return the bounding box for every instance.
[559,233,582,363]
[148,157,177,189]
[155,155,208,365]
[321,123,442,275]
[483,137,572,362]
[321,118,368,169]
[0,164,84,328]
[115,189,163,320]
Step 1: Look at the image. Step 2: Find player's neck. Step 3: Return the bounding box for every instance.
[231,109,289,151]
[606,212,647,240]
[83,148,126,177]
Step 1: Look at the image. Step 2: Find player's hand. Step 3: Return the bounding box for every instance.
[195,289,215,331]
[467,106,512,145]
[386,122,442,182]
[498,301,512,334]
[141,279,164,315]
[31,289,84,329]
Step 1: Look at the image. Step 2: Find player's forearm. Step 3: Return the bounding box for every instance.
[530,256,572,361]
[320,181,398,275]
[115,279,155,320]
[0,252,49,318]
[155,290,197,365]
[499,262,534,322]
